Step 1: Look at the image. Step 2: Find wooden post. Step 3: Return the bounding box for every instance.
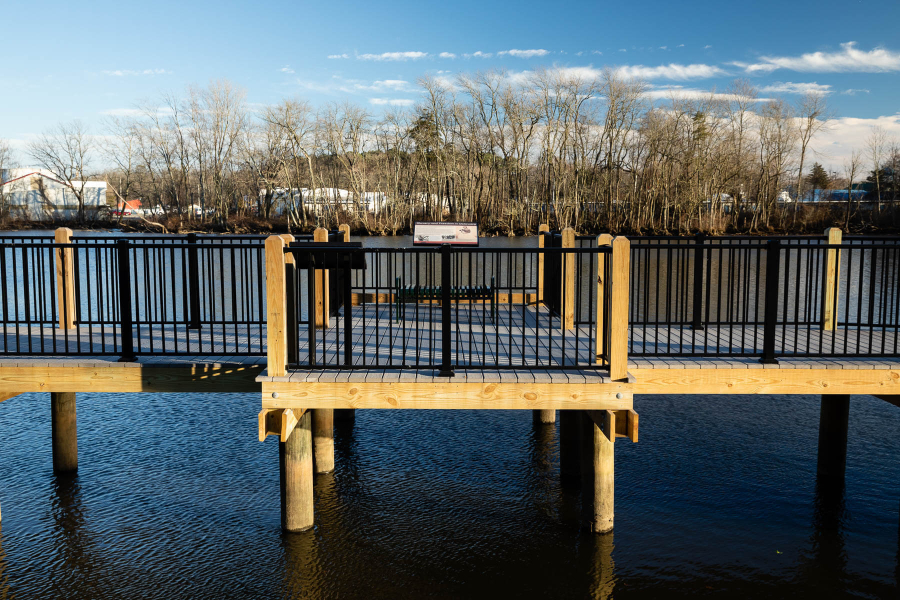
[561,227,576,331]
[338,223,350,242]
[54,227,76,330]
[314,227,329,328]
[537,223,549,303]
[533,409,555,425]
[608,237,630,381]
[822,227,842,331]
[312,409,335,473]
[596,234,613,365]
[266,236,287,378]
[559,409,581,483]
[584,410,615,533]
[817,395,850,481]
[280,410,314,531]
[51,392,78,472]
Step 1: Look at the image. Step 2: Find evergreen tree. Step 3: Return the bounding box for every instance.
[805,162,829,191]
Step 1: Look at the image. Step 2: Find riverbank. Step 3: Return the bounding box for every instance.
[2,208,899,236]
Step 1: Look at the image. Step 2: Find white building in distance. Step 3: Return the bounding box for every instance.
[1,168,108,220]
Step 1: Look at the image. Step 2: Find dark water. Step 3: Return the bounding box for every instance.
[1,392,898,599]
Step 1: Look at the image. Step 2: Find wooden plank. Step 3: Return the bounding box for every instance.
[266,235,287,377]
[561,227,576,330]
[262,381,633,410]
[314,227,329,328]
[0,392,21,403]
[54,227,76,330]
[822,227,842,331]
[596,234,613,364]
[0,365,263,393]
[258,407,307,442]
[632,368,900,395]
[608,236,630,381]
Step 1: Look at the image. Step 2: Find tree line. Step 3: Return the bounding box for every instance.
[3,69,899,234]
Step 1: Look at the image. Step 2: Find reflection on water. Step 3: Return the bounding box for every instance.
[0,392,898,598]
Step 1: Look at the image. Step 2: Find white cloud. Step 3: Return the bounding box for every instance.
[677,44,685,48]
[354,79,414,92]
[103,69,169,76]
[645,85,771,102]
[618,49,627,53]
[809,113,900,170]
[280,66,295,74]
[439,52,456,59]
[841,88,870,95]
[575,51,583,57]
[498,49,550,58]
[741,42,900,73]
[759,81,832,95]
[617,63,727,80]
[659,46,668,50]
[464,51,493,59]
[327,54,349,59]
[100,108,144,117]
[358,51,428,61]
[703,45,712,50]
[592,50,602,55]
[369,98,416,106]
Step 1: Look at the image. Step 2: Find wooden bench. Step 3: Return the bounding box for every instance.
[395,276,496,322]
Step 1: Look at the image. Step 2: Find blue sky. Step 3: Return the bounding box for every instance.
[3,0,899,167]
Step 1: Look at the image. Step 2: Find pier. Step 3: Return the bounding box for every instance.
[1,226,898,535]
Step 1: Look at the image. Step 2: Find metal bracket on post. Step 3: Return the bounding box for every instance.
[760,239,780,364]
[116,239,137,362]
[439,244,454,377]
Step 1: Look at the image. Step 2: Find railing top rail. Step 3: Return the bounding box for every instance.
[283,244,613,254]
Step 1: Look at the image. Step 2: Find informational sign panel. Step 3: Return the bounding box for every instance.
[412,222,479,245]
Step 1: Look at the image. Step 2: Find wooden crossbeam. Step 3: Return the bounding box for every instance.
[258,408,306,442]
[0,392,21,403]
[586,408,639,443]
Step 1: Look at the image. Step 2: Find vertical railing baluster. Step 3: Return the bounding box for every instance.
[117,239,136,362]
[760,239,781,364]
[439,244,453,377]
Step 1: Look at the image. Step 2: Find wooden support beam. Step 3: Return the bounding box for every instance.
[608,237,630,381]
[533,409,555,425]
[314,227,329,328]
[338,223,351,242]
[0,392,20,403]
[583,409,615,533]
[266,236,287,378]
[559,409,581,482]
[586,409,640,443]
[258,408,307,442]
[50,392,78,472]
[596,234,613,365]
[632,368,900,395]
[561,227,576,330]
[262,382,633,410]
[280,409,314,532]
[312,409,335,473]
[537,223,549,303]
[55,227,76,330]
[822,227,842,331]
[817,395,850,481]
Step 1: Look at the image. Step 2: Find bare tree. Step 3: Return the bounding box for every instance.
[795,92,830,202]
[27,120,95,222]
[0,138,14,218]
[867,125,887,209]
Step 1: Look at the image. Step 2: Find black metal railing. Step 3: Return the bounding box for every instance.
[627,235,900,360]
[285,244,613,372]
